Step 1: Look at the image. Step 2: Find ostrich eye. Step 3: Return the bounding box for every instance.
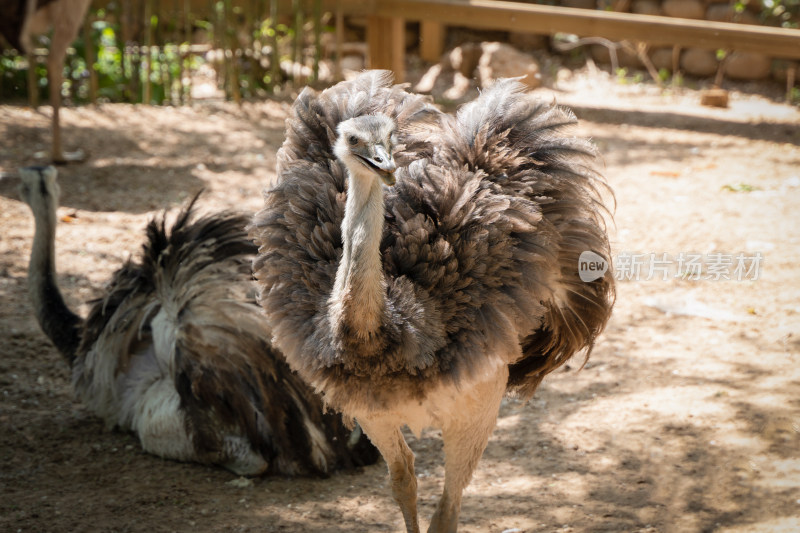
[348,135,359,146]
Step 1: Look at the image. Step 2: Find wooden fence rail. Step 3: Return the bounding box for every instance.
[338,0,800,82]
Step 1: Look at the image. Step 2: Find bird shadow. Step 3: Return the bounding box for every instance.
[569,105,800,147]
[0,101,287,213]
[0,122,209,213]
[469,346,800,532]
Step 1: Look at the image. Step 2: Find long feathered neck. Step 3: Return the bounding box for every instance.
[27,196,82,364]
[329,168,387,341]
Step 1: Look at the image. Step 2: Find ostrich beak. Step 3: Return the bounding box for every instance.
[353,143,396,186]
[370,144,396,186]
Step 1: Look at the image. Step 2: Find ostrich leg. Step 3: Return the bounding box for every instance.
[43,0,91,163]
[428,368,507,533]
[358,416,421,533]
[46,38,65,163]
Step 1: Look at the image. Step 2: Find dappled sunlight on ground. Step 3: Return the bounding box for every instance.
[1,73,799,531]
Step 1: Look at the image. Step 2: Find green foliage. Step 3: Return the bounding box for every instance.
[722,183,761,192]
[752,0,800,27]
[615,67,644,85]
[0,2,333,104]
[0,50,46,101]
[789,87,800,106]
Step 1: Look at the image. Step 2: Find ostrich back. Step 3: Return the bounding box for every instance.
[251,71,614,411]
[72,195,378,475]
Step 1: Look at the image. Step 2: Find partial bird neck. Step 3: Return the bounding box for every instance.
[28,204,62,317]
[329,170,387,341]
[27,201,81,363]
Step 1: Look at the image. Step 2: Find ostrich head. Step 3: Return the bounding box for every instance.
[334,115,397,186]
[18,166,59,223]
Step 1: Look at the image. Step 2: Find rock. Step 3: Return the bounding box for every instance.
[443,72,473,101]
[706,4,759,24]
[662,0,705,19]
[415,63,443,93]
[771,59,798,84]
[650,47,676,71]
[443,42,482,77]
[700,88,729,108]
[742,0,765,14]
[280,59,313,83]
[590,44,643,68]
[681,48,718,77]
[508,32,548,51]
[477,42,541,89]
[725,52,771,80]
[631,0,662,15]
[226,477,254,488]
[340,54,365,72]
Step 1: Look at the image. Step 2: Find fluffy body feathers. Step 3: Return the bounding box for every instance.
[19,166,378,476]
[252,71,613,409]
[251,71,614,532]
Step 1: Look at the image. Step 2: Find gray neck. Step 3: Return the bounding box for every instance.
[27,202,81,363]
[329,170,386,340]
[29,206,58,288]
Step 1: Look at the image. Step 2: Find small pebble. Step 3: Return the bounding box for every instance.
[226,477,254,489]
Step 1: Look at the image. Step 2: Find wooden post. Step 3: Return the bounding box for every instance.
[419,21,444,63]
[671,45,681,73]
[226,0,241,104]
[292,0,303,78]
[143,0,153,104]
[183,0,192,104]
[119,0,138,102]
[27,50,39,108]
[366,17,386,71]
[313,0,322,81]
[83,15,98,104]
[367,16,405,82]
[270,0,280,88]
[334,1,343,81]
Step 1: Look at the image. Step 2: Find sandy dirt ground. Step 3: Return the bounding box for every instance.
[1,69,799,533]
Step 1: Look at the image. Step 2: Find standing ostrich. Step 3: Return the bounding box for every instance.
[19,165,378,476]
[250,70,615,531]
[0,0,91,163]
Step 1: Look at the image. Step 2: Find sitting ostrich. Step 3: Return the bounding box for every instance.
[0,0,91,163]
[19,166,378,476]
[250,70,615,531]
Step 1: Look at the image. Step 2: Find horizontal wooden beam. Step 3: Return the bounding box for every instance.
[342,0,800,60]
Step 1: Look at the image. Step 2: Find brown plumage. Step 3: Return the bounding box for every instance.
[19,166,378,476]
[250,70,614,531]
